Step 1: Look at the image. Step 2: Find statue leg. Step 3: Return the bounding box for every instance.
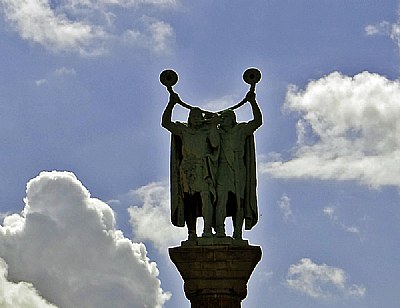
[200,191,213,238]
[233,197,244,240]
[215,191,228,237]
[184,194,197,240]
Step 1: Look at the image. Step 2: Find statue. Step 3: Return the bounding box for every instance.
[161,68,262,242]
[215,91,262,239]
[161,71,219,240]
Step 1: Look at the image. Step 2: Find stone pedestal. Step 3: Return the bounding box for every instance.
[169,244,262,307]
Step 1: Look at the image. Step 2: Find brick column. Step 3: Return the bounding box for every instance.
[169,244,262,307]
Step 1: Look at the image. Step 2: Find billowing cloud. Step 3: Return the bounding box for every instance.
[0,171,170,308]
[262,71,400,188]
[0,0,176,55]
[0,258,57,308]
[286,258,365,299]
[128,182,186,254]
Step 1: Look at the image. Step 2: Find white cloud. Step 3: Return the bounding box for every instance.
[122,18,175,54]
[55,67,77,76]
[286,258,365,300]
[262,71,400,188]
[0,258,57,308]
[323,206,360,235]
[0,0,176,55]
[128,182,186,254]
[1,0,107,56]
[365,21,391,36]
[323,206,335,219]
[278,194,293,222]
[0,171,170,308]
[35,79,48,86]
[202,95,237,111]
[365,10,400,52]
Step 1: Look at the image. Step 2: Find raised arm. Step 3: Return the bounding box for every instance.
[244,91,262,134]
[161,93,183,136]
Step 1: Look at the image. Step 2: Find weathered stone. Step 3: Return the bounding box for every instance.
[169,245,262,307]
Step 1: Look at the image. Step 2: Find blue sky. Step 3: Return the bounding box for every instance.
[0,1,400,307]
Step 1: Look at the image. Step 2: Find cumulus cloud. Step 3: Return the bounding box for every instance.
[128,182,186,254]
[262,71,400,188]
[286,258,366,300]
[0,0,176,55]
[0,258,57,308]
[0,171,170,308]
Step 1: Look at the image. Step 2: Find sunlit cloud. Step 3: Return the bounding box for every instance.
[0,258,58,308]
[0,171,170,308]
[128,182,186,254]
[262,71,400,188]
[286,258,366,300]
[0,0,176,56]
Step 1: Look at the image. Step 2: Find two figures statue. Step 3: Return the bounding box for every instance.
[161,68,262,241]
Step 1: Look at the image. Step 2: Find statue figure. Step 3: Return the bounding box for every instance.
[161,75,219,240]
[215,91,262,240]
[160,68,262,242]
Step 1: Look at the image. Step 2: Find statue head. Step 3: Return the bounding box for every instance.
[188,107,204,128]
[219,109,237,130]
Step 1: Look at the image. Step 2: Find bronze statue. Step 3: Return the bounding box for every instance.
[161,68,262,242]
[215,91,262,239]
[161,71,219,240]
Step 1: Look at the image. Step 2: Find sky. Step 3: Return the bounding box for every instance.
[0,0,400,307]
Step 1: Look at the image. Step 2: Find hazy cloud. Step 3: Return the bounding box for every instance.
[278,194,293,222]
[323,206,360,235]
[122,17,175,54]
[0,0,176,55]
[286,258,366,299]
[35,79,48,86]
[262,71,400,188]
[365,10,400,53]
[365,21,391,36]
[54,67,77,76]
[0,171,170,308]
[128,182,186,254]
[202,95,237,111]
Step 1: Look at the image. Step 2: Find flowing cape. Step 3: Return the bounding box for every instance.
[244,135,258,230]
[170,134,185,227]
[169,132,257,229]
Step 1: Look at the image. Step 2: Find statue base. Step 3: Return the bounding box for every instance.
[181,236,249,247]
[169,244,262,307]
